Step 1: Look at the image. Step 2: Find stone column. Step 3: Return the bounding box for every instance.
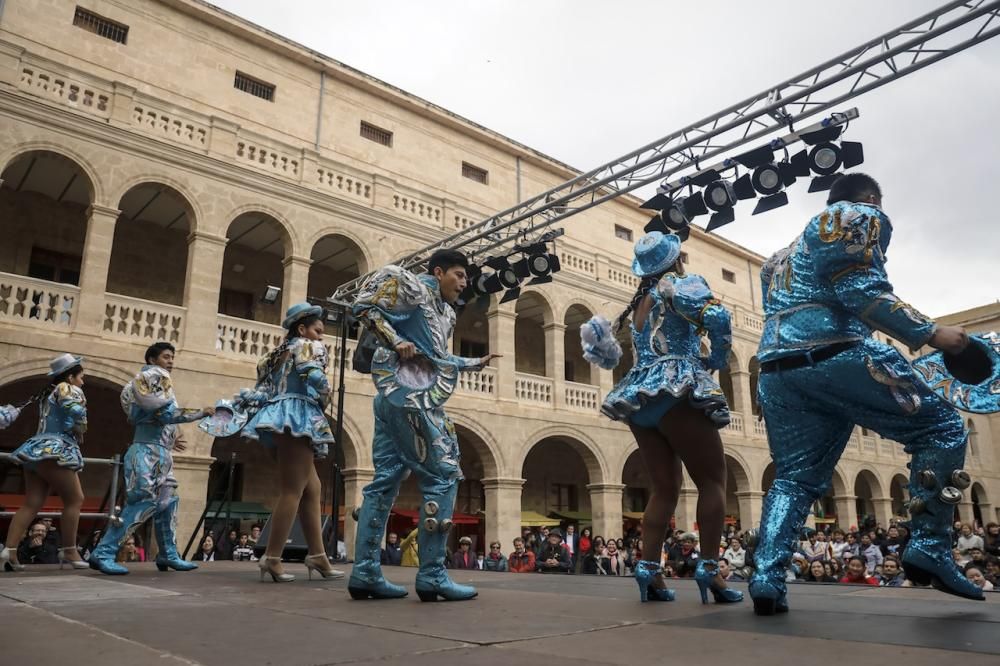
[544,322,566,409]
[482,477,524,552]
[281,255,312,313]
[673,484,699,533]
[372,174,397,212]
[182,231,227,353]
[588,483,625,541]
[172,454,215,559]
[487,307,517,400]
[74,204,120,336]
[833,494,859,531]
[735,490,764,531]
[730,369,752,420]
[342,468,375,559]
[872,497,895,528]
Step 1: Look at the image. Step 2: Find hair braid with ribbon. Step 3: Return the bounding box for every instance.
[614,273,663,334]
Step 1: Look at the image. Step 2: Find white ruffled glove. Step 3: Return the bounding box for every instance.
[0,404,21,430]
[580,316,623,370]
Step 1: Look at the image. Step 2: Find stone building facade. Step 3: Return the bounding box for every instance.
[0,0,996,557]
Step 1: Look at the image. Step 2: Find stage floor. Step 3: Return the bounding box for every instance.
[1,562,997,665]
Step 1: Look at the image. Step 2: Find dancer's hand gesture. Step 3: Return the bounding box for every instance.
[395,341,417,360]
[478,353,503,366]
[929,326,969,355]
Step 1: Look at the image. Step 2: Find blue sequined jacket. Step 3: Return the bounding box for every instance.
[757,201,936,362]
[121,366,206,445]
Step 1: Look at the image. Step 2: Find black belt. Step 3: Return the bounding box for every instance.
[759,341,859,374]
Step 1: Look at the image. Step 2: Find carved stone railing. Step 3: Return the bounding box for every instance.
[740,310,764,333]
[316,161,372,204]
[131,102,208,150]
[565,381,599,411]
[0,272,78,329]
[752,417,767,438]
[607,264,639,290]
[216,315,285,359]
[724,412,745,434]
[862,435,877,453]
[102,293,185,345]
[18,62,111,119]
[234,132,300,180]
[560,250,596,276]
[515,372,553,405]
[392,186,443,226]
[459,367,497,397]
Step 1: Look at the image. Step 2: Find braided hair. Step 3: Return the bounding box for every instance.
[15,364,84,409]
[613,258,685,333]
[257,314,323,387]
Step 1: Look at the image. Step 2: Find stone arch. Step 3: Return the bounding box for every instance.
[889,472,909,517]
[563,302,596,385]
[854,468,883,526]
[108,173,204,233]
[621,446,650,514]
[971,482,989,526]
[761,461,775,493]
[520,425,609,485]
[454,294,495,359]
[223,203,298,257]
[829,467,849,497]
[514,291,555,376]
[305,226,374,273]
[308,232,369,319]
[220,210,295,324]
[1,149,98,287]
[0,355,134,388]
[1,142,103,204]
[108,181,197,306]
[449,412,502,478]
[520,428,607,521]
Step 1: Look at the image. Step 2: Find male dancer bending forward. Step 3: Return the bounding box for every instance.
[90,343,213,575]
[750,173,984,614]
[348,249,498,601]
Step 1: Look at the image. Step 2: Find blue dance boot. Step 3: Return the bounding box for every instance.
[348,492,408,600]
[748,478,815,615]
[414,484,476,602]
[89,500,155,575]
[634,560,675,602]
[695,559,744,604]
[154,496,198,572]
[902,460,984,601]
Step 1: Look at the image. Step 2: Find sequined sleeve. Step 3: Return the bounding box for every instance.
[156,402,206,425]
[808,203,936,350]
[293,338,331,400]
[663,274,732,370]
[56,382,88,435]
[352,265,423,349]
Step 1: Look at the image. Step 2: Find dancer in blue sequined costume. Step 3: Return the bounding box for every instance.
[90,343,215,575]
[749,173,983,614]
[241,303,344,582]
[349,249,498,602]
[2,354,89,572]
[582,231,742,605]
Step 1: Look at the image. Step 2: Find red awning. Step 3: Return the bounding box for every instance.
[390,508,479,525]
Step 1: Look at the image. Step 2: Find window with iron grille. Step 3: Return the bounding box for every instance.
[234,71,275,102]
[722,268,736,283]
[73,7,129,44]
[462,162,489,185]
[614,224,633,242]
[360,121,393,147]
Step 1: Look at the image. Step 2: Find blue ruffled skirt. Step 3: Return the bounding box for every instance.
[10,433,84,472]
[243,394,333,459]
[603,356,730,429]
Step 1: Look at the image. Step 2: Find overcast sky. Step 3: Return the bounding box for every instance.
[211,0,999,317]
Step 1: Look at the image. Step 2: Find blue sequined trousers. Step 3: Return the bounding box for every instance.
[751,338,967,600]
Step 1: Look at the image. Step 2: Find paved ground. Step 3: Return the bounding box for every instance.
[1,562,997,665]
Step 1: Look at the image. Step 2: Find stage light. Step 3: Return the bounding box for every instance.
[752,164,783,195]
[261,285,282,305]
[669,192,708,224]
[499,287,521,304]
[704,180,736,211]
[809,143,842,175]
[807,140,864,192]
[752,192,790,215]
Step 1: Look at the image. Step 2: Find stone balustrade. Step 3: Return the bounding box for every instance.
[515,372,554,405]
[103,293,185,345]
[0,272,79,329]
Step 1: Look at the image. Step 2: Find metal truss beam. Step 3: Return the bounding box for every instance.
[334,0,1000,302]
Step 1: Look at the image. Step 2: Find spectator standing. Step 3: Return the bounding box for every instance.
[957,523,985,556]
[840,556,878,585]
[381,532,402,566]
[801,531,827,563]
[233,533,254,561]
[582,536,607,575]
[451,536,475,569]
[578,528,592,557]
[860,534,883,575]
[483,541,507,571]
[536,528,572,574]
[605,540,626,576]
[563,524,579,566]
[17,522,59,565]
[400,528,418,567]
[508,538,535,573]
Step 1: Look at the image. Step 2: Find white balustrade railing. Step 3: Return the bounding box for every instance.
[0,272,78,329]
[741,310,764,332]
[515,372,554,405]
[103,293,185,345]
[862,436,877,453]
[565,381,600,411]
[879,438,894,457]
[725,412,744,434]
[459,367,497,397]
[752,418,767,438]
[216,315,285,359]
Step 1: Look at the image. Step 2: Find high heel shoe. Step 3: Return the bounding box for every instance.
[58,547,89,570]
[633,560,676,602]
[1,546,25,572]
[258,556,295,583]
[695,559,744,604]
[304,553,345,580]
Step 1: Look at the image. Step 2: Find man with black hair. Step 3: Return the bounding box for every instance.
[348,249,500,601]
[90,342,216,575]
[749,172,984,613]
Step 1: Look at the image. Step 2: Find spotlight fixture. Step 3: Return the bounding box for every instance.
[513,243,562,286]
[261,285,282,305]
[703,180,737,232]
[805,140,864,192]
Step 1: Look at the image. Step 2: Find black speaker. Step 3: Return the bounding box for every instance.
[252,515,331,562]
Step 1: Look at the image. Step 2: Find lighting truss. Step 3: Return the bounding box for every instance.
[333,0,1000,303]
